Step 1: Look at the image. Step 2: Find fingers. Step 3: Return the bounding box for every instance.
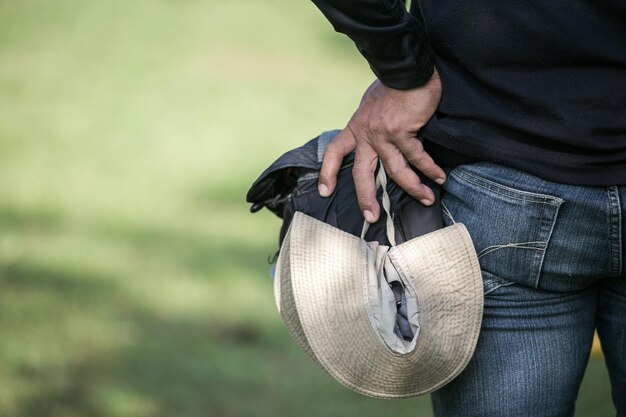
[395,137,446,185]
[319,127,380,223]
[352,142,380,223]
[377,142,437,205]
[318,128,356,197]
[373,132,445,206]
[320,128,443,221]
[322,128,443,215]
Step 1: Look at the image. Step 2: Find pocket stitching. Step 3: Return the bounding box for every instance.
[451,168,564,206]
[477,241,547,259]
[482,271,516,295]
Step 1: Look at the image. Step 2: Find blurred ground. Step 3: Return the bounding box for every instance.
[0,0,614,416]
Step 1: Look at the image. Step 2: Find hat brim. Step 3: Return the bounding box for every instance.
[276,212,483,398]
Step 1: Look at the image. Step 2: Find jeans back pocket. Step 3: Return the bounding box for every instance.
[442,163,564,289]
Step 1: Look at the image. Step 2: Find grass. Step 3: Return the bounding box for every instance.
[0,0,614,415]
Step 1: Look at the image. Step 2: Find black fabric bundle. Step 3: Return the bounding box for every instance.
[246,130,443,251]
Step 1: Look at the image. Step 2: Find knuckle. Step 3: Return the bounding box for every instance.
[357,194,373,209]
[405,185,426,200]
[410,155,430,171]
[319,169,331,182]
[325,140,340,154]
[369,116,403,137]
[385,162,406,178]
[368,116,387,135]
[420,164,438,176]
[321,157,337,172]
[412,186,428,198]
[326,139,347,156]
[349,117,368,134]
[386,121,402,137]
[417,160,443,178]
[409,151,426,165]
[352,161,368,175]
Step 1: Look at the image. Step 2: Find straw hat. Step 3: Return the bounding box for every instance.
[274,164,483,399]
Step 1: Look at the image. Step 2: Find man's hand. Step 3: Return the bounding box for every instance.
[318,69,445,223]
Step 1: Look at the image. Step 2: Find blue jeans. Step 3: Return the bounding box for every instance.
[432,162,626,417]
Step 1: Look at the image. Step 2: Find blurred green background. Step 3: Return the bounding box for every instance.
[0,0,614,416]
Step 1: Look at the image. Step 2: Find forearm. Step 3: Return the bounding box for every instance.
[311,0,433,89]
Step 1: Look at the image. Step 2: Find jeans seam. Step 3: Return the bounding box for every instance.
[607,186,622,277]
[533,198,563,288]
[451,168,564,206]
[483,280,515,295]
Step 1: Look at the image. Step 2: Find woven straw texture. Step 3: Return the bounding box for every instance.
[277,212,483,399]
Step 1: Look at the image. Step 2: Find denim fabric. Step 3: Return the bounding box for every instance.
[432,162,626,417]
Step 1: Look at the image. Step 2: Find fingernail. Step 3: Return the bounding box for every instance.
[363,210,376,223]
[420,198,434,206]
[318,183,329,197]
[435,177,446,185]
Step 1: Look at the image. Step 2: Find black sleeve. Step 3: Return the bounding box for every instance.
[311,0,434,89]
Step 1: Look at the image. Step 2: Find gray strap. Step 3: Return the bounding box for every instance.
[360,161,397,246]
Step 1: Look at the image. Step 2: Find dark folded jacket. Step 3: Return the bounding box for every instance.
[246,130,443,251]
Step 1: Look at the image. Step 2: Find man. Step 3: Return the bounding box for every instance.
[310,0,626,415]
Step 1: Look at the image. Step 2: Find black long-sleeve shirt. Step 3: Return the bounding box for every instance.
[312,0,626,185]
